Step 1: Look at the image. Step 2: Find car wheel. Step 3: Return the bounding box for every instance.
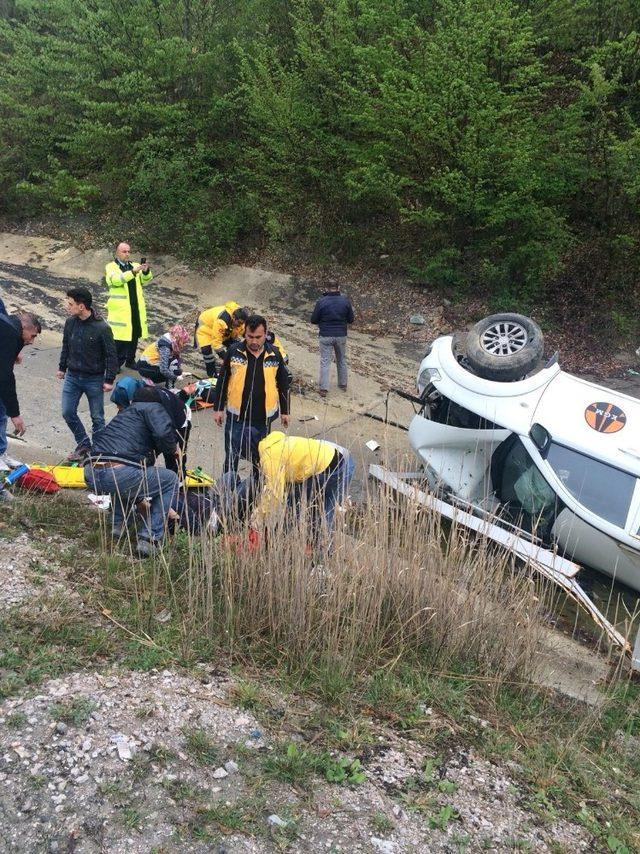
[464,313,544,382]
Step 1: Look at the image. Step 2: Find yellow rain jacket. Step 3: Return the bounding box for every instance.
[196,301,244,352]
[257,431,336,511]
[105,260,153,341]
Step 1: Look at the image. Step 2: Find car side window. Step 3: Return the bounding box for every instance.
[492,436,558,538]
[546,443,635,529]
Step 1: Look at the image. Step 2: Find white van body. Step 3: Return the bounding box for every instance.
[410,336,640,591]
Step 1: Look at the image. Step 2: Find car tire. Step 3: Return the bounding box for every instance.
[464,313,544,382]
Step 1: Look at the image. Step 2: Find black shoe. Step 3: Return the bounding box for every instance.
[67,445,90,463]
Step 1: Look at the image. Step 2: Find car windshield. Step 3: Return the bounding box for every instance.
[546,442,635,528]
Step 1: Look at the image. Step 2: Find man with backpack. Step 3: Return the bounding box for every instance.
[57,287,118,461]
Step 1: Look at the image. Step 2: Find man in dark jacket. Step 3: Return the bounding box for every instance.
[84,400,179,556]
[0,311,41,472]
[310,280,355,397]
[57,288,118,461]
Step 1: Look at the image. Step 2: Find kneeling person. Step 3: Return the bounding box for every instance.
[195,302,248,377]
[84,397,179,556]
[136,325,190,387]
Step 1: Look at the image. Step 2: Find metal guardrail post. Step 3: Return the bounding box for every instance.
[632,624,640,673]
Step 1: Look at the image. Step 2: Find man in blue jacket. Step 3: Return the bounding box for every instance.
[84,399,179,556]
[310,280,355,397]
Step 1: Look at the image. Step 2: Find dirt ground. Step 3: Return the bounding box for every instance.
[0,233,425,497]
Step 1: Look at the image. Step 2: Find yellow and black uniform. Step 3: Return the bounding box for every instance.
[212,341,290,474]
[105,258,153,367]
[195,301,244,377]
[265,331,288,364]
[254,432,355,541]
[257,432,336,508]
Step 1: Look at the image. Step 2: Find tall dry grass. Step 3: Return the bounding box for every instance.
[128,481,551,686]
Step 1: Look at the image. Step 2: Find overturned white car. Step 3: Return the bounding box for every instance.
[409,313,640,593]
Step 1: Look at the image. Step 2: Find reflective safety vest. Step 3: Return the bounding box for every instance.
[105,260,152,341]
[225,343,282,420]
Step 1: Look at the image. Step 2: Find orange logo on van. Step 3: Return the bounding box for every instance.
[584,402,626,434]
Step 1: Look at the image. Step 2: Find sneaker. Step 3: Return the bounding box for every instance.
[67,445,90,463]
[318,389,328,398]
[0,454,22,469]
[338,385,347,391]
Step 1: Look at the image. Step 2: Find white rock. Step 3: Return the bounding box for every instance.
[224,760,239,774]
[212,767,228,779]
[371,839,396,853]
[112,734,134,761]
[267,814,288,828]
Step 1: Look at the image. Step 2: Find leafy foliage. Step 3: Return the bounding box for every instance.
[1,0,639,307]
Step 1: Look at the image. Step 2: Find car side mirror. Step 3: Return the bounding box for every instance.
[530,423,551,455]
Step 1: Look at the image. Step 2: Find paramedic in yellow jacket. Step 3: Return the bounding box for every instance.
[254,431,355,540]
[105,242,153,369]
[195,301,249,377]
[212,314,290,474]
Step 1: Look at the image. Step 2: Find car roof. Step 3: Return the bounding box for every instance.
[533,372,640,475]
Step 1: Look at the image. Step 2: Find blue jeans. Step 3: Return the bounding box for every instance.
[224,417,269,475]
[0,397,7,456]
[62,372,106,448]
[293,447,356,540]
[84,463,178,541]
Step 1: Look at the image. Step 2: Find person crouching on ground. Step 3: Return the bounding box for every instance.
[252,431,355,548]
[57,287,118,462]
[195,302,249,377]
[136,324,190,387]
[132,384,191,477]
[84,396,179,557]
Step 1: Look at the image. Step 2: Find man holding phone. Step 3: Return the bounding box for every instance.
[105,241,153,369]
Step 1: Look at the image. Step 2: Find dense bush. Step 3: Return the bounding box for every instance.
[0,0,639,312]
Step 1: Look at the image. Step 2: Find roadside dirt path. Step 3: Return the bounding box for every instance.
[0,233,426,494]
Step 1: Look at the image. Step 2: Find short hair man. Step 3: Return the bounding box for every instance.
[0,311,42,473]
[212,314,290,474]
[310,279,355,397]
[195,302,249,377]
[105,242,153,369]
[84,397,179,557]
[57,287,118,461]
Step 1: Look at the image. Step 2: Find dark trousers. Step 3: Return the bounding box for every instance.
[223,417,269,475]
[116,338,139,369]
